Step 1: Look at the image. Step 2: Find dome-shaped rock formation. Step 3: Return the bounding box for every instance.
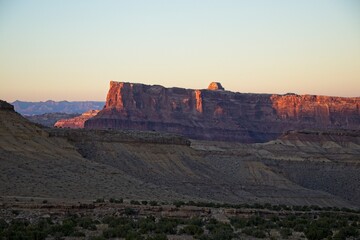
[207,82,224,91]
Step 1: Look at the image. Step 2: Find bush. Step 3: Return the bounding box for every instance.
[139,217,156,234]
[180,224,203,235]
[173,200,185,208]
[333,226,359,240]
[146,233,167,240]
[188,217,203,227]
[90,236,106,240]
[109,198,123,203]
[0,219,8,231]
[78,217,97,230]
[206,222,234,240]
[247,216,266,227]
[95,198,105,203]
[280,228,292,239]
[125,230,144,240]
[125,208,137,216]
[155,218,179,234]
[130,200,141,205]
[50,220,76,237]
[305,222,332,240]
[230,217,247,229]
[149,201,158,206]
[242,227,266,238]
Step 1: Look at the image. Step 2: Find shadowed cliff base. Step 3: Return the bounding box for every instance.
[84,81,359,143]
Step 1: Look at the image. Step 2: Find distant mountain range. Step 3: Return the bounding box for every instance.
[12,100,105,115]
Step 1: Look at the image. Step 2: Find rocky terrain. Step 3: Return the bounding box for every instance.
[54,110,100,128]
[25,112,80,127]
[1,100,359,208]
[12,100,104,115]
[85,81,359,142]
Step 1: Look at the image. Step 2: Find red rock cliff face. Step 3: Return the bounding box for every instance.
[85,81,360,142]
[55,110,100,129]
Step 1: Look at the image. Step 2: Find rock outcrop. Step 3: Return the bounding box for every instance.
[85,81,360,142]
[0,100,15,111]
[55,110,100,128]
[207,82,224,91]
[26,113,80,127]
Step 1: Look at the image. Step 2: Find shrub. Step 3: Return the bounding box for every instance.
[149,201,158,206]
[280,228,292,239]
[130,200,141,205]
[179,224,203,235]
[109,198,123,203]
[229,217,247,229]
[125,208,137,216]
[173,200,185,208]
[242,227,266,238]
[78,217,97,230]
[333,226,359,240]
[155,218,179,234]
[125,230,144,240]
[305,222,332,240]
[90,236,106,240]
[188,217,203,227]
[146,233,167,240]
[206,221,234,240]
[95,198,105,203]
[139,217,156,234]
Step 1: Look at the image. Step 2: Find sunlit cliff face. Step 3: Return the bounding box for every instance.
[195,90,203,113]
[270,94,360,127]
[86,81,360,142]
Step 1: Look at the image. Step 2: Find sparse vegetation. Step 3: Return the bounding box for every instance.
[1,200,359,240]
[109,197,123,203]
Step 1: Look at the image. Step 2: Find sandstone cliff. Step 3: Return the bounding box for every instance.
[26,113,80,127]
[85,81,359,142]
[54,110,100,128]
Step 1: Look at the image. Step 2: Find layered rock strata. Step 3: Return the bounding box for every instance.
[55,110,100,128]
[85,81,360,142]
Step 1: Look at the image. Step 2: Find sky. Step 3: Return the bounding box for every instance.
[0,0,359,101]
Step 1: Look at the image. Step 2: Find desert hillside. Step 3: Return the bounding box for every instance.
[1,100,359,208]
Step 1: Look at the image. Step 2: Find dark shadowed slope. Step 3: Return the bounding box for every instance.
[1,100,359,207]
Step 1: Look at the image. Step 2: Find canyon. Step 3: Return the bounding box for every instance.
[85,81,359,142]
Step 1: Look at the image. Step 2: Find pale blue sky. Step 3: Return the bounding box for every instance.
[0,0,359,101]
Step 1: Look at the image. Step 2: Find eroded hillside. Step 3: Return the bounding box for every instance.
[1,100,359,208]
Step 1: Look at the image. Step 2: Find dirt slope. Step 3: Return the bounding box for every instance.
[0,109,186,201]
[1,103,359,207]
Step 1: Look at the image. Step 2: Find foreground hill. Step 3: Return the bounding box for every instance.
[1,100,359,208]
[85,81,359,142]
[12,100,104,115]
